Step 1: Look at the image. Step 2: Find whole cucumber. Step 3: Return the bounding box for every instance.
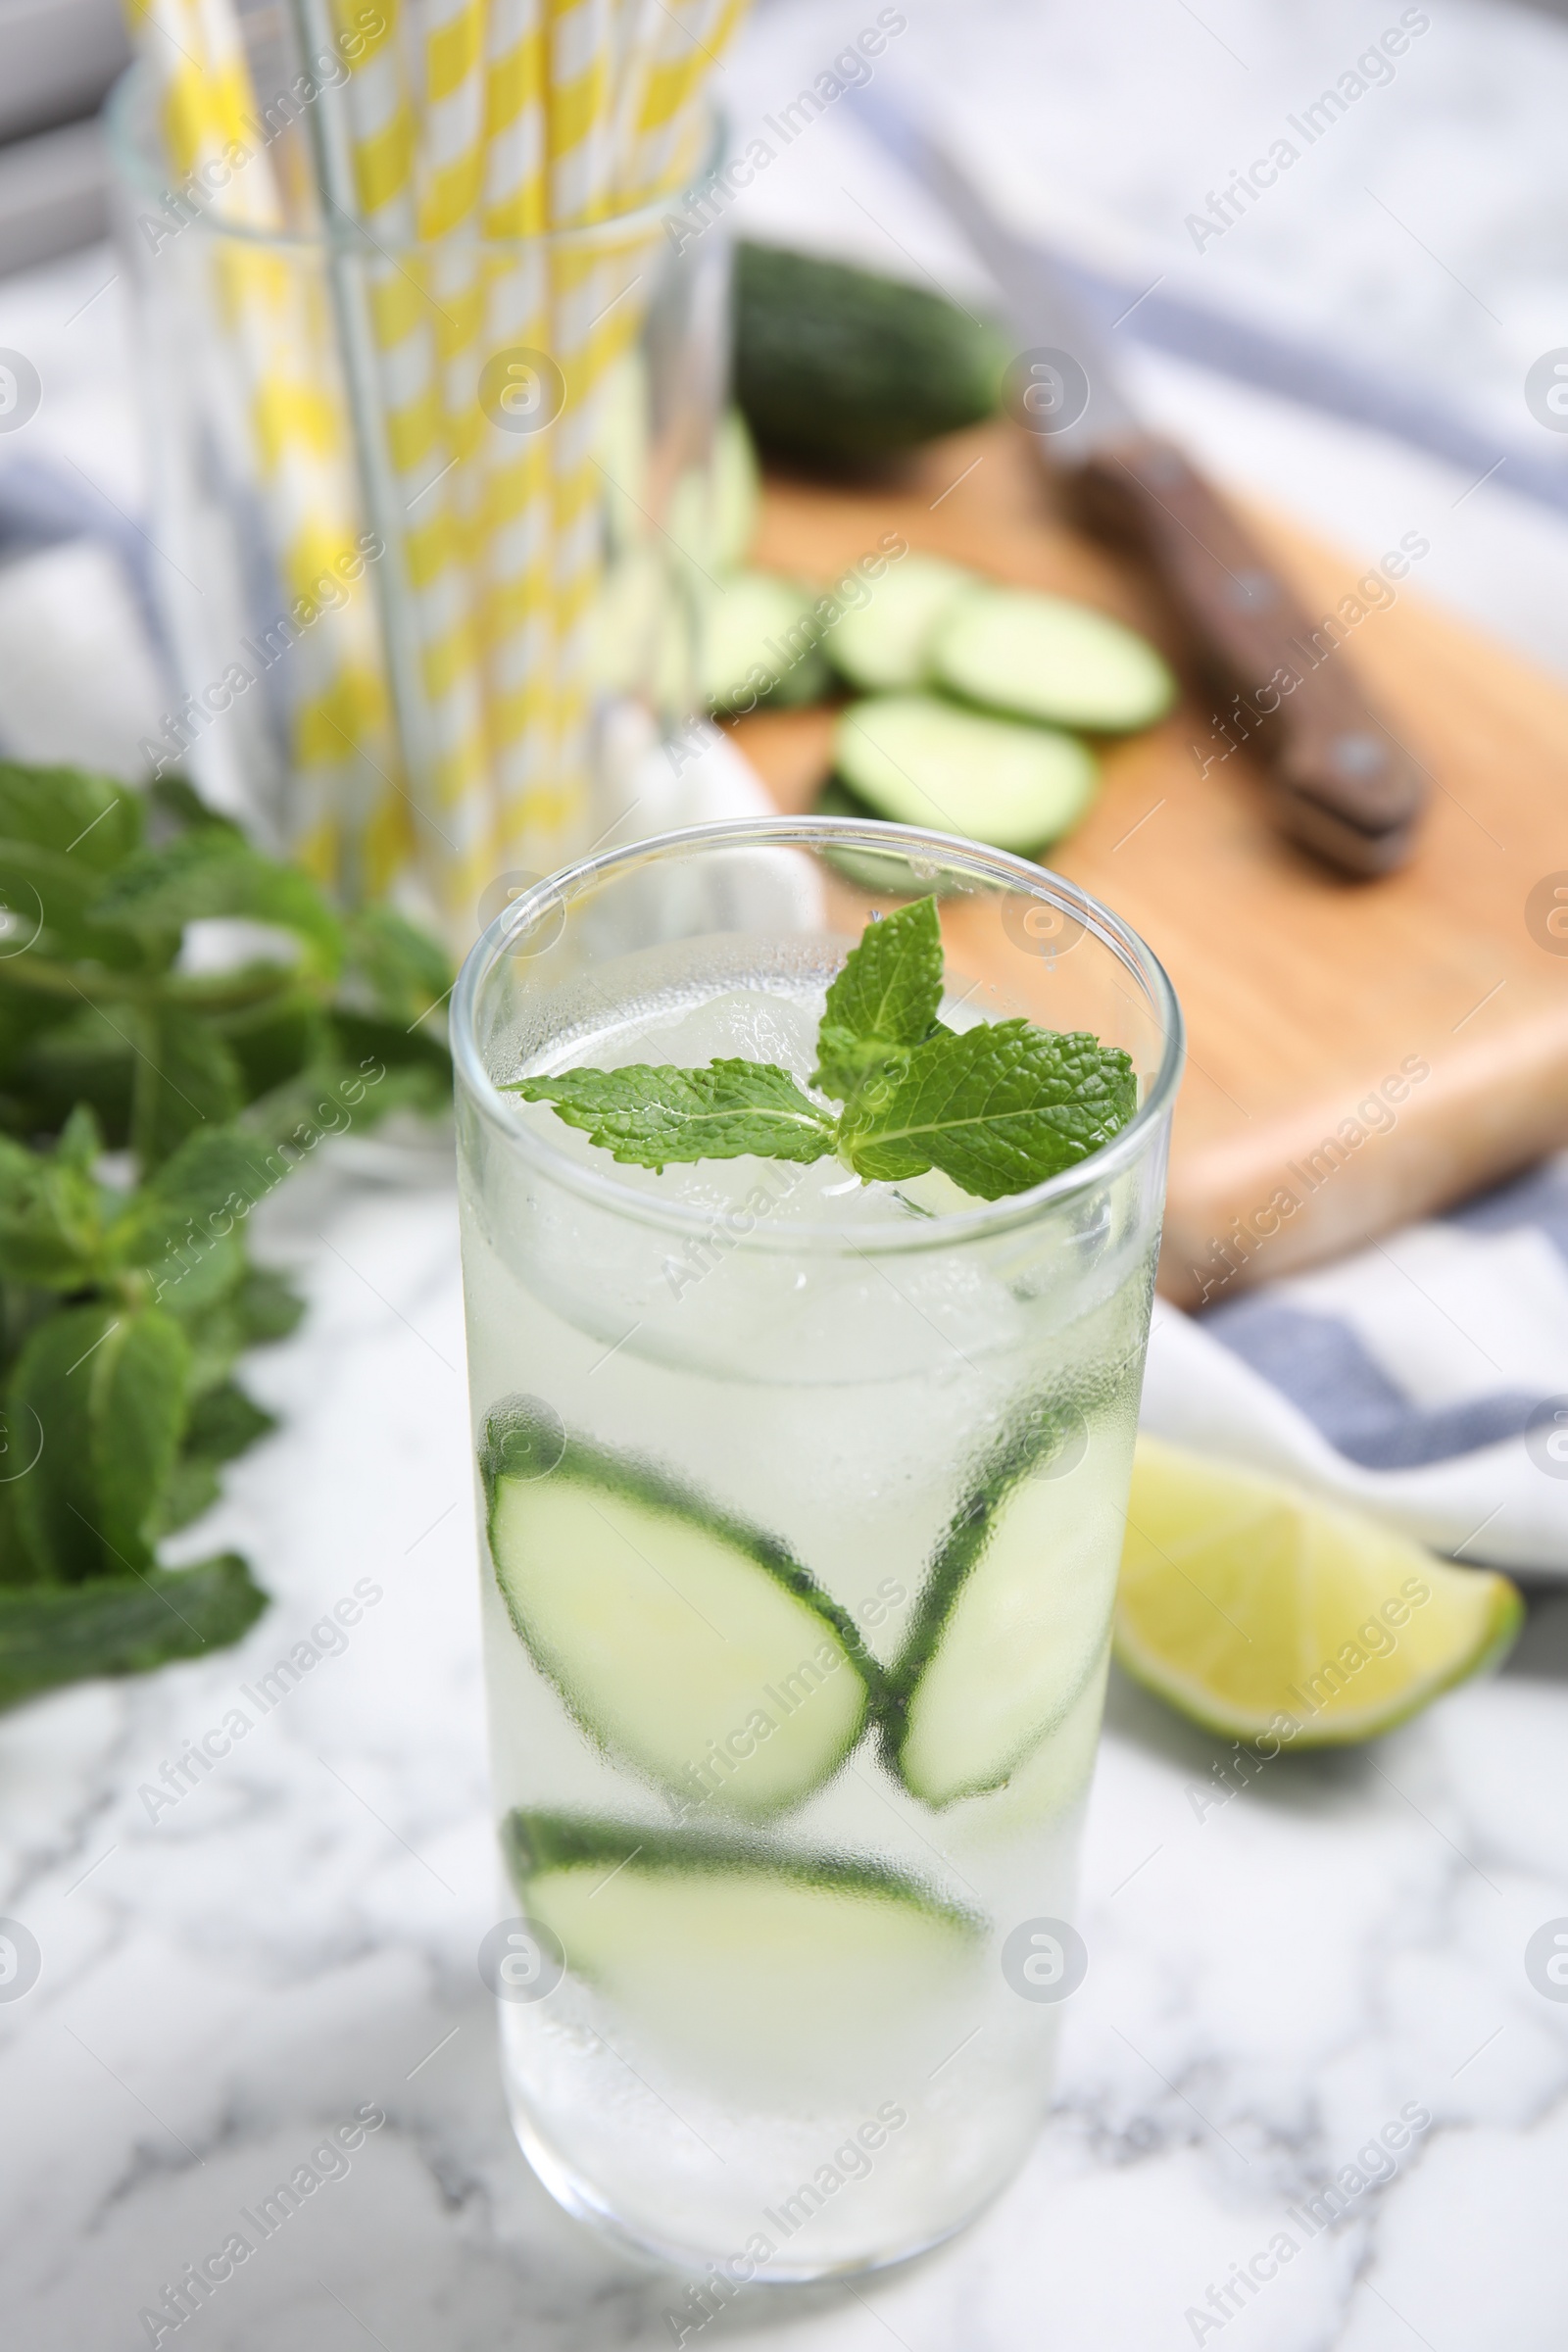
[733,241,1009,466]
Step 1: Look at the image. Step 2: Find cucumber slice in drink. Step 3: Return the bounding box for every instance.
[481,1401,876,1817]
[703,572,830,713]
[931,586,1176,734]
[507,1809,978,1924]
[833,694,1098,853]
[504,1811,980,2072]
[827,555,976,692]
[886,1408,1118,1807]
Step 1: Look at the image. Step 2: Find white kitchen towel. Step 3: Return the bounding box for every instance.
[1143,1155,1568,1578]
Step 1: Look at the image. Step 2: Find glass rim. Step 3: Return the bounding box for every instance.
[453,816,1185,1257]
[105,62,722,260]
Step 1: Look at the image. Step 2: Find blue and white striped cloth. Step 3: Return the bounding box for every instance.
[1142,1153,1568,1577]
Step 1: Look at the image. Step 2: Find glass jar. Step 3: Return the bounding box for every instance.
[107,35,729,945]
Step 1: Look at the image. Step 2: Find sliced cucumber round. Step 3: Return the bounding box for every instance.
[931,586,1176,734]
[506,1809,978,1927]
[703,572,830,714]
[827,555,975,692]
[833,694,1098,853]
[481,1403,875,1817]
[885,1408,1119,1806]
[504,1811,980,2074]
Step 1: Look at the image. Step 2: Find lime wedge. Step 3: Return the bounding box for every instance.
[1114,1438,1522,1745]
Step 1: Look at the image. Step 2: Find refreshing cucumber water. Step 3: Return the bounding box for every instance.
[460,953,1156,2275]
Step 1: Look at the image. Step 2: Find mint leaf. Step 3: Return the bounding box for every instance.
[512,1059,838,1170]
[9,1001,135,1141]
[0,1553,268,1711]
[90,830,344,979]
[10,1304,192,1582]
[0,1118,105,1288]
[106,1130,277,1316]
[156,1381,276,1536]
[93,1310,191,1564]
[0,838,143,968]
[218,987,331,1101]
[147,773,245,841]
[843,1021,1137,1199]
[55,1102,103,1173]
[178,1265,305,1398]
[811,895,945,1103]
[121,1127,280,1246]
[183,1377,276,1463]
[155,1457,224,1540]
[341,905,454,1026]
[0,761,143,868]
[130,1004,246,1169]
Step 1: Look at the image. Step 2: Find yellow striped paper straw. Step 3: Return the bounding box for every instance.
[536,0,746,863]
[412,0,486,234]
[614,0,748,202]
[544,0,612,223]
[326,0,496,927]
[411,0,487,573]
[478,0,561,865]
[538,0,619,867]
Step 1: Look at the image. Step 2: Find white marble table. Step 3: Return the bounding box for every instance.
[3,1149,1567,2352]
[5,0,1568,2344]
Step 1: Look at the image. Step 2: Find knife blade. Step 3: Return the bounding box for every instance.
[848,86,1426,876]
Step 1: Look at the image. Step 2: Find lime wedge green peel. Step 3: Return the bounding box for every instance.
[1114,1437,1523,1747]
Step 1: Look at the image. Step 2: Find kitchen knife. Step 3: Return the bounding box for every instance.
[848,87,1426,876]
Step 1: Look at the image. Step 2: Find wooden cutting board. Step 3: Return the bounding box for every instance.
[727,419,1568,1308]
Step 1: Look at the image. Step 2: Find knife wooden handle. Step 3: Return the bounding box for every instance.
[1061,434,1426,876]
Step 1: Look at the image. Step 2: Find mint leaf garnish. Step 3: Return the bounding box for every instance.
[511,904,1138,1197]
[511,1060,839,1170]
[810,895,945,1105]
[842,1021,1136,1199]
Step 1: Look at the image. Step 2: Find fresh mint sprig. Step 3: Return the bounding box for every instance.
[510,896,1136,1200]
[0,757,454,1713]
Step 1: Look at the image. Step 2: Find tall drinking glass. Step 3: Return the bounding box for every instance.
[453,817,1183,2278]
